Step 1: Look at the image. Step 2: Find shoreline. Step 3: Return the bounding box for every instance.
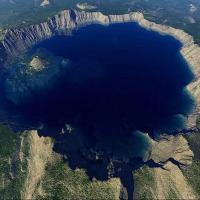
[0,9,200,130]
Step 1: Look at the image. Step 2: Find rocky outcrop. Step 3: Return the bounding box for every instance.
[40,0,50,7]
[29,57,46,71]
[76,3,97,10]
[150,135,194,169]
[1,9,200,129]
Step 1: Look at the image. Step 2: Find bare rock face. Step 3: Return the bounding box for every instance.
[40,0,50,7]
[29,56,46,71]
[76,3,97,10]
[150,135,193,169]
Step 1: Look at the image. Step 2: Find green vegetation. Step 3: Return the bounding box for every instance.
[167,185,180,199]
[182,160,200,197]
[185,132,200,160]
[133,164,155,199]
[0,125,27,199]
[0,125,17,156]
[196,115,200,130]
[0,0,81,28]
[183,131,200,197]
[36,158,120,200]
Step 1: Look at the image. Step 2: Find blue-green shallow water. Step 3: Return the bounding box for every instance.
[0,22,195,199]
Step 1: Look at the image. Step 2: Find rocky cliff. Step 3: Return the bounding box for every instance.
[150,135,194,169]
[1,9,200,130]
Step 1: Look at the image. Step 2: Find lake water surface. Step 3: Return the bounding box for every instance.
[20,22,194,133]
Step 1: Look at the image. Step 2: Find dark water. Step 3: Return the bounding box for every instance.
[16,22,194,134]
[1,22,195,199]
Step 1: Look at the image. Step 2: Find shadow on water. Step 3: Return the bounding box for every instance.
[0,22,195,199]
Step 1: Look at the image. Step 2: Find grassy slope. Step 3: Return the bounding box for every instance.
[133,164,155,199]
[0,125,28,199]
[183,132,200,197]
[182,160,200,196]
[0,125,121,199]
[36,158,120,200]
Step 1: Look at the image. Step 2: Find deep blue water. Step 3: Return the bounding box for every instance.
[16,22,194,134]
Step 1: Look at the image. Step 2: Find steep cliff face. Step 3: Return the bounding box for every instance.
[1,10,143,57]
[1,9,200,130]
